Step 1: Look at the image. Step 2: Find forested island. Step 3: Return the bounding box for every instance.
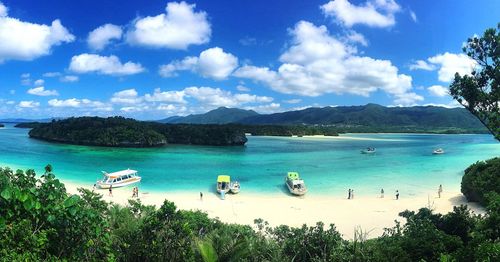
[14,122,43,128]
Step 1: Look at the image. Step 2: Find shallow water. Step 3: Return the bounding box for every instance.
[1,124,499,196]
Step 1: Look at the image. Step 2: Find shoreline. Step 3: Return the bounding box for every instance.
[64,180,485,240]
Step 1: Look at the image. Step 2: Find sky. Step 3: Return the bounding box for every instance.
[0,0,498,120]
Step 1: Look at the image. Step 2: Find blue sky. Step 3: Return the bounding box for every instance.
[0,0,498,120]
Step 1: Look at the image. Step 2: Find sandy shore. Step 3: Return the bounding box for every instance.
[64,182,484,239]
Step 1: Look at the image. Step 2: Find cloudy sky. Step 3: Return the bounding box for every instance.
[0,0,498,120]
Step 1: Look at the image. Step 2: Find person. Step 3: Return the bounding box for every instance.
[92,183,96,192]
[136,187,139,197]
[348,189,351,199]
[351,189,354,199]
[109,184,113,197]
[438,184,443,198]
[380,188,384,198]
[200,192,203,201]
[132,187,137,198]
[395,190,399,200]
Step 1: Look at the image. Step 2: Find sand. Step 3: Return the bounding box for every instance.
[64,182,485,240]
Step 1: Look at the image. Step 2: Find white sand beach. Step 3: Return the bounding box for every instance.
[64,182,484,239]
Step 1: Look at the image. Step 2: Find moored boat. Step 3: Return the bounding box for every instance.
[216,175,231,196]
[285,172,307,196]
[229,181,240,194]
[96,169,141,189]
[361,147,376,154]
[433,148,445,154]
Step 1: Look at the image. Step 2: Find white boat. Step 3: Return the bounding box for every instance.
[216,175,231,196]
[285,172,307,196]
[433,148,445,154]
[229,181,241,194]
[361,147,376,154]
[96,169,141,189]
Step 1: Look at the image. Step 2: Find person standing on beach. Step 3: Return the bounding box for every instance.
[395,190,399,200]
[438,184,443,198]
[92,184,96,193]
[200,192,203,201]
[109,185,113,197]
[381,188,384,198]
[348,189,351,199]
[351,189,354,199]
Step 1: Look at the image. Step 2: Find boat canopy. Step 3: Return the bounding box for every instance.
[217,175,230,183]
[287,172,300,180]
[291,179,305,185]
[102,169,138,179]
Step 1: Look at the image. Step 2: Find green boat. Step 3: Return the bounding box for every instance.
[285,172,307,196]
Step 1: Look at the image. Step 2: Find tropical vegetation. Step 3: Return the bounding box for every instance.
[1,166,499,261]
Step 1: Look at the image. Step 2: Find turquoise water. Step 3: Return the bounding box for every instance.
[1,124,499,196]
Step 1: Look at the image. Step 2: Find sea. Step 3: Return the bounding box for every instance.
[1,124,499,197]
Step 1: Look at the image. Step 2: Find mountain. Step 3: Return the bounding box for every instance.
[160,104,487,133]
[0,117,62,123]
[159,107,259,124]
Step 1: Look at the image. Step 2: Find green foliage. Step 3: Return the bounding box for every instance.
[1,165,499,261]
[450,23,500,141]
[461,157,500,205]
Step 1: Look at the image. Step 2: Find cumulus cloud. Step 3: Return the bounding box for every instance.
[34,79,44,86]
[0,2,74,62]
[18,100,39,108]
[427,85,449,97]
[69,53,145,76]
[43,72,61,77]
[144,88,186,104]
[159,47,238,80]
[48,98,110,111]
[427,53,476,82]
[234,21,420,105]
[236,85,250,92]
[27,86,59,96]
[345,30,368,46]
[88,24,122,51]
[110,88,143,104]
[409,60,435,71]
[244,103,281,114]
[183,86,273,108]
[321,0,401,28]
[126,1,211,49]
[284,99,302,104]
[60,75,79,82]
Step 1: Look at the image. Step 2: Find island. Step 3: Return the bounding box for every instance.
[0,123,4,128]
[14,122,43,128]
[28,117,248,147]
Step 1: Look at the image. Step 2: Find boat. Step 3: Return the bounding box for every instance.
[96,169,141,189]
[229,181,241,194]
[361,147,376,154]
[433,148,445,154]
[216,175,231,196]
[285,172,307,196]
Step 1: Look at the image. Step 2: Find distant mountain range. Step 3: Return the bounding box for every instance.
[158,104,487,133]
[0,118,62,123]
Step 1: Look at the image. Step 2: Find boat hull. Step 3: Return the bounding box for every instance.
[286,182,307,196]
[97,177,141,189]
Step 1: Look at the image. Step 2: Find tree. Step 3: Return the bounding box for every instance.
[450,23,500,141]
[44,164,53,174]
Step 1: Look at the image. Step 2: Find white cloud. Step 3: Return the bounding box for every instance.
[427,52,476,82]
[110,88,143,104]
[43,72,61,77]
[20,73,31,86]
[345,30,368,46]
[48,98,108,110]
[183,86,273,108]
[18,100,39,108]
[244,103,282,114]
[409,60,435,71]
[0,2,74,62]
[69,53,145,76]
[27,86,59,96]
[427,85,449,97]
[236,85,250,92]
[9,89,15,95]
[88,24,122,51]
[284,99,302,104]
[60,75,79,82]
[144,88,186,103]
[234,21,419,105]
[126,1,211,49]
[34,79,44,86]
[409,10,417,22]
[321,0,401,28]
[393,92,423,105]
[6,100,14,105]
[159,47,238,80]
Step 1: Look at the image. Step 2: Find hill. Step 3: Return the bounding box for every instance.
[163,104,487,133]
[159,107,259,124]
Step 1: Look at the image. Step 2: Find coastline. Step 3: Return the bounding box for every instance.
[64,180,485,240]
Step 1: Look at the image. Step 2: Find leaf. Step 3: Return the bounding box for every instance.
[68,207,77,216]
[63,195,79,208]
[35,202,41,210]
[47,215,55,223]
[23,199,33,210]
[0,187,12,200]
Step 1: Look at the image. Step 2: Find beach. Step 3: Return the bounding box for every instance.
[65,181,484,239]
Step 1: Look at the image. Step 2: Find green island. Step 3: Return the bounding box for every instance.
[1,164,498,261]
[14,122,43,128]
